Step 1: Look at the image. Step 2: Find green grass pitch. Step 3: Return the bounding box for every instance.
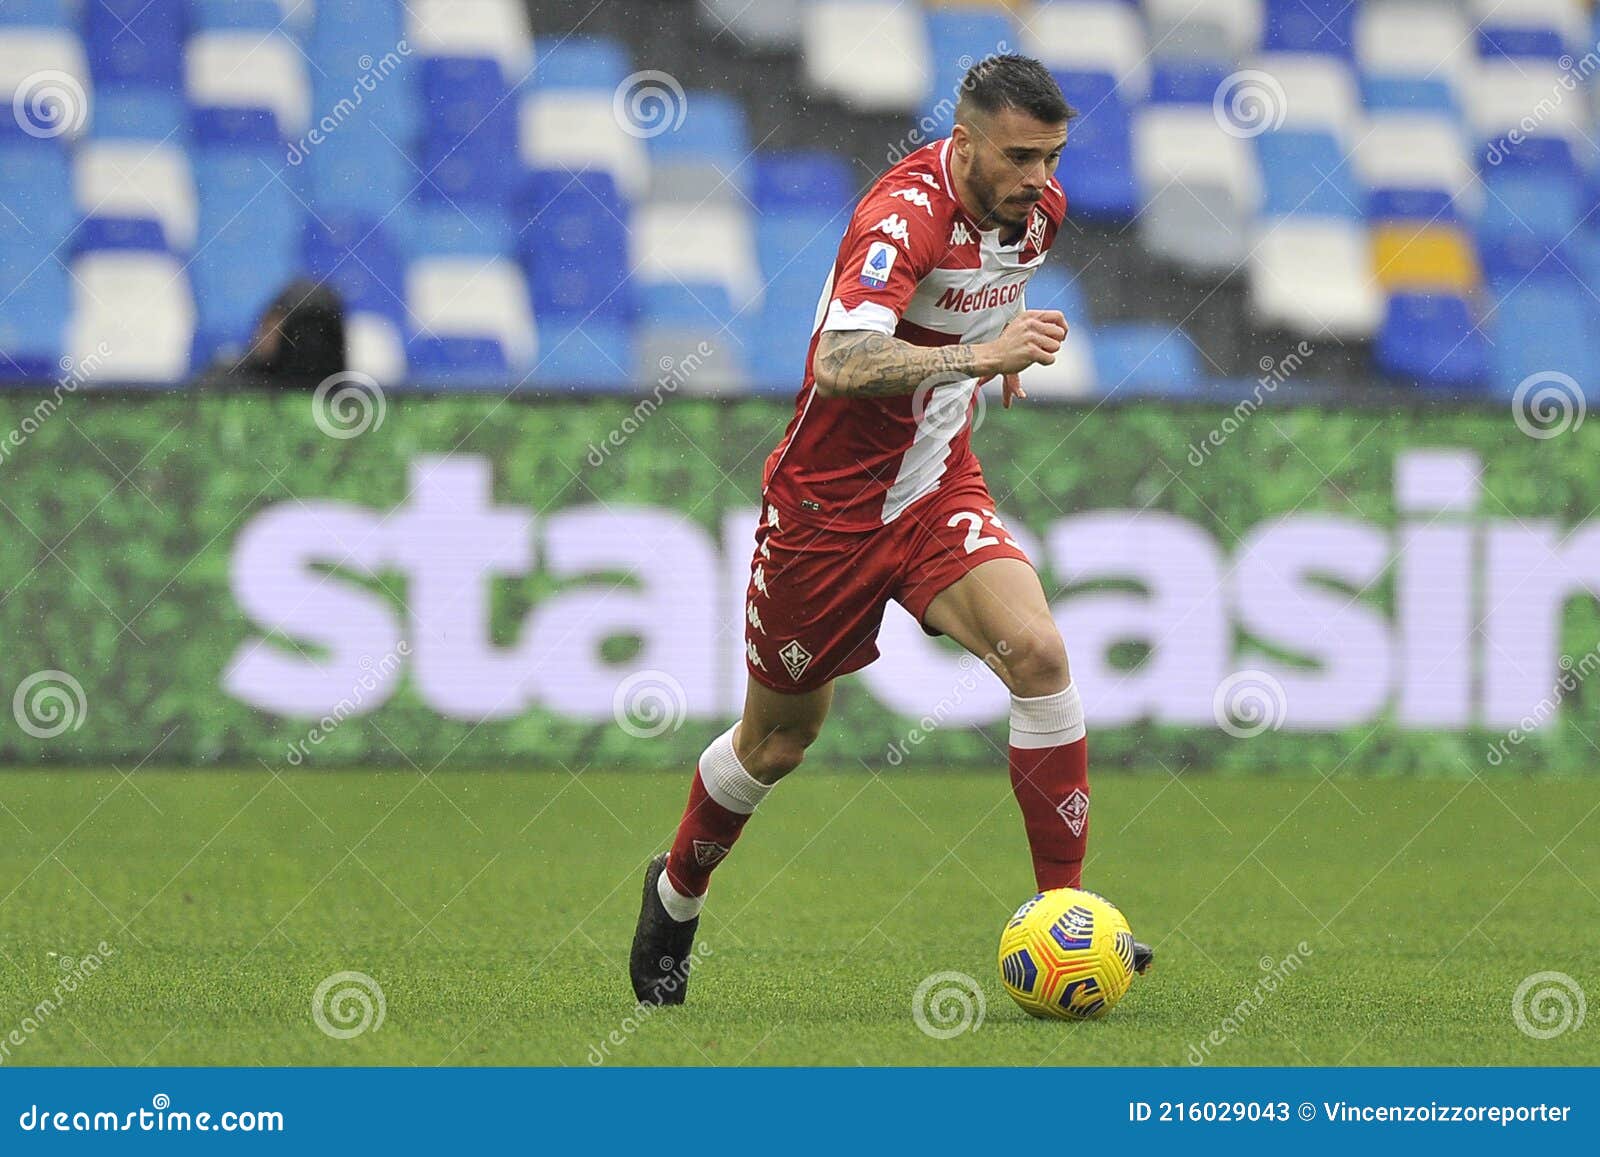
[0,767,1595,1066]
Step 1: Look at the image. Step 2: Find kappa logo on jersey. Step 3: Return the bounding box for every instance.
[949,220,975,247]
[1024,208,1047,255]
[859,240,897,289]
[1056,788,1089,837]
[890,187,934,215]
[778,639,813,682]
[693,839,730,868]
[910,171,941,190]
[752,564,768,596]
[765,504,780,531]
[874,213,912,245]
[747,600,766,634]
[746,641,767,671]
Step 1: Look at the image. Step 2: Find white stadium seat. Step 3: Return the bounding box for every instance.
[0,27,92,140]
[1144,0,1262,60]
[406,256,538,370]
[185,31,310,136]
[1251,53,1361,144]
[346,312,407,386]
[802,0,930,113]
[631,201,763,311]
[407,0,533,79]
[1353,115,1479,209]
[74,141,198,252]
[1354,1,1474,88]
[1466,60,1590,144]
[699,0,799,50]
[67,252,195,382]
[519,90,649,200]
[1027,0,1151,98]
[1133,107,1261,273]
[1249,219,1383,338]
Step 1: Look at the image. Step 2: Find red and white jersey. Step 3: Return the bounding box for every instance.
[761,137,1066,531]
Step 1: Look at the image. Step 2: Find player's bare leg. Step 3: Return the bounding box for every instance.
[924,558,1153,973]
[629,678,833,1004]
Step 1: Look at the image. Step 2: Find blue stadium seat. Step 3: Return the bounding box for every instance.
[1262,0,1354,56]
[517,169,632,323]
[72,216,168,254]
[533,321,634,390]
[1258,130,1362,219]
[754,151,852,215]
[0,0,68,26]
[191,147,302,353]
[1091,323,1202,395]
[190,0,284,32]
[401,202,515,259]
[1488,284,1599,396]
[1477,26,1565,62]
[1361,76,1458,117]
[90,90,187,140]
[308,133,409,218]
[191,107,281,146]
[418,56,515,205]
[1376,293,1486,387]
[84,0,184,90]
[406,336,510,387]
[1148,61,1229,105]
[530,37,631,91]
[303,213,406,322]
[0,264,68,379]
[1052,71,1137,220]
[647,91,747,163]
[0,143,74,261]
[922,8,1015,120]
[1368,187,1459,223]
[1478,167,1580,249]
[638,283,736,327]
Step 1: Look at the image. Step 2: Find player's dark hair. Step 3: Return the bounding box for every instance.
[956,54,1074,125]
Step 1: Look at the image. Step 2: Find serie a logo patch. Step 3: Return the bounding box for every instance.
[859,240,896,288]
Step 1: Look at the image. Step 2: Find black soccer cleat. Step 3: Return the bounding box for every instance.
[629,853,700,1006]
[1132,939,1155,975]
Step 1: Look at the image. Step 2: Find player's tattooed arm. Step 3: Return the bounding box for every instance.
[812,331,989,398]
[812,312,1069,399]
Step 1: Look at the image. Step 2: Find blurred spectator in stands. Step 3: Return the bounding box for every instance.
[223,280,347,386]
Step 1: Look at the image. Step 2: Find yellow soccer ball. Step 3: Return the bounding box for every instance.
[997,888,1136,1020]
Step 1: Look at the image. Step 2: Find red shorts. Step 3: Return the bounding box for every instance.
[743,476,1033,693]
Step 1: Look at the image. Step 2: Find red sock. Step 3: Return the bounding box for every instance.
[1008,685,1089,891]
[661,726,770,919]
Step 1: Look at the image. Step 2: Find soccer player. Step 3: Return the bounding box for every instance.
[631,54,1152,1004]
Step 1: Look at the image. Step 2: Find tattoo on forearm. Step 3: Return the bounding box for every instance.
[815,331,984,397]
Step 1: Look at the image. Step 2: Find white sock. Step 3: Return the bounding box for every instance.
[1009,683,1086,749]
[658,726,772,922]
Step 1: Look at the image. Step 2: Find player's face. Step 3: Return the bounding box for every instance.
[957,109,1067,229]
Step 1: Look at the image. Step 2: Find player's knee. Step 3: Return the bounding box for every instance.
[741,722,820,784]
[999,631,1070,698]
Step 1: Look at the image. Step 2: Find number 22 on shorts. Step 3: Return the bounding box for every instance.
[947,508,1019,554]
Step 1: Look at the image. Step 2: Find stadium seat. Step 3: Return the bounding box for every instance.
[533,321,635,390]
[74,140,197,252]
[1355,1,1474,90]
[519,89,649,200]
[753,151,853,215]
[307,22,418,145]
[529,37,631,91]
[89,90,187,140]
[1469,0,1585,54]
[1376,292,1487,387]
[307,136,411,219]
[303,213,407,323]
[1248,53,1360,143]
[1488,283,1598,396]
[631,201,762,317]
[1133,106,1259,273]
[0,264,68,379]
[186,31,310,140]
[1371,223,1481,292]
[0,142,74,261]
[1091,322,1202,395]
[1148,60,1229,106]
[647,90,751,203]
[406,0,533,81]
[346,311,407,386]
[0,25,93,140]
[82,0,182,92]
[1466,62,1587,152]
[1249,218,1382,337]
[634,324,746,393]
[406,335,511,387]
[1261,0,1355,56]
[802,1,930,112]
[190,0,283,33]
[518,169,633,323]
[1027,1,1149,98]
[1257,130,1362,219]
[191,146,301,355]
[1353,116,1476,209]
[697,0,800,51]
[1144,0,1262,62]
[1052,70,1138,220]
[406,255,537,372]
[0,0,68,26]
[66,250,194,382]
[922,7,1016,119]
[1360,76,1458,118]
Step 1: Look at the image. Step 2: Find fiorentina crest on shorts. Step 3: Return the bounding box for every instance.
[693,840,730,868]
[778,639,812,682]
[1056,789,1089,837]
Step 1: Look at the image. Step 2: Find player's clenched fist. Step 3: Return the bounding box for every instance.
[978,309,1069,408]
